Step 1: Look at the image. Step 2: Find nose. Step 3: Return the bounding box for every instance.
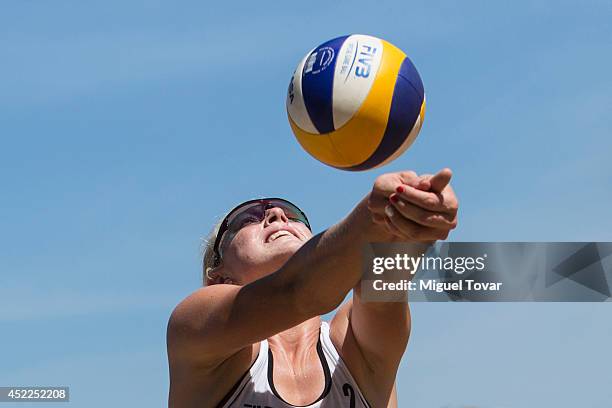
[264,207,289,227]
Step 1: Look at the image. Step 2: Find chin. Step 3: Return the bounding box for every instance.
[266,241,302,266]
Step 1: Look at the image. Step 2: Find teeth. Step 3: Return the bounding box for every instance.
[268,230,291,242]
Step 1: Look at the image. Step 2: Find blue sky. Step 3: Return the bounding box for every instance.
[1,1,611,407]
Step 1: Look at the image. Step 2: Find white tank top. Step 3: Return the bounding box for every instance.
[220,321,371,408]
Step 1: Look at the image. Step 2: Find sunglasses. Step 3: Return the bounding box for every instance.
[212,198,311,266]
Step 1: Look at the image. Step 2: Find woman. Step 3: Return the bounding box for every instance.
[167,168,459,408]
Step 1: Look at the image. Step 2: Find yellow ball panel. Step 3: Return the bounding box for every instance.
[420,95,426,122]
[289,115,347,167]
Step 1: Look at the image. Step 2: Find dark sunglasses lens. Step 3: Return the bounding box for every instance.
[218,204,263,256]
[267,200,309,228]
[228,205,265,232]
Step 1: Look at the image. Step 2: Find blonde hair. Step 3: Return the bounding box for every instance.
[201,215,226,286]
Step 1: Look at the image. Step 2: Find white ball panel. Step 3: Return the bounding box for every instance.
[332,35,383,130]
[286,50,318,134]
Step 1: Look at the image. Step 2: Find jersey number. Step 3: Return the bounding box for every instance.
[342,383,356,408]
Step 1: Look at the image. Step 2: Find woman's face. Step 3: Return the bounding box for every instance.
[219,206,313,284]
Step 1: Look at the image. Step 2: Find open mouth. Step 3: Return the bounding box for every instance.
[266,230,295,243]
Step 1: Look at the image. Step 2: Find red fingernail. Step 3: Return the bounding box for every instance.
[396,186,404,194]
[390,195,399,203]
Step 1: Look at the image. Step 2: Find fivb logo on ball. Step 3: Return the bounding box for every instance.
[287,34,426,171]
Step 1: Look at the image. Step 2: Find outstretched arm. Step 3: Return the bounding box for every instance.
[331,169,459,406]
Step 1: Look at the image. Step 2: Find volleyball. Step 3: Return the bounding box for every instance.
[286,34,426,171]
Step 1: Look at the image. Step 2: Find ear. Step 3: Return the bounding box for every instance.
[206,264,236,286]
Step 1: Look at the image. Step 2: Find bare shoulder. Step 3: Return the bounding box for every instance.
[169,285,240,333]
[167,285,260,407]
[167,285,241,363]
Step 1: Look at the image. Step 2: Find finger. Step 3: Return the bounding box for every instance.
[384,215,405,239]
[381,206,405,238]
[385,205,450,241]
[429,168,453,193]
[372,213,387,225]
[398,171,419,186]
[395,184,458,213]
[368,193,392,216]
[416,174,433,191]
[374,173,421,198]
[389,194,457,229]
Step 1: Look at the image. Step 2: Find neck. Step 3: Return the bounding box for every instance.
[267,316,321,359]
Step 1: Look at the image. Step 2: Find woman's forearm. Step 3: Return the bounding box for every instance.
[276,194,387,316]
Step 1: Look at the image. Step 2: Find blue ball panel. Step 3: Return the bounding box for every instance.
[301,35,348,134]
[397,55,424,99]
